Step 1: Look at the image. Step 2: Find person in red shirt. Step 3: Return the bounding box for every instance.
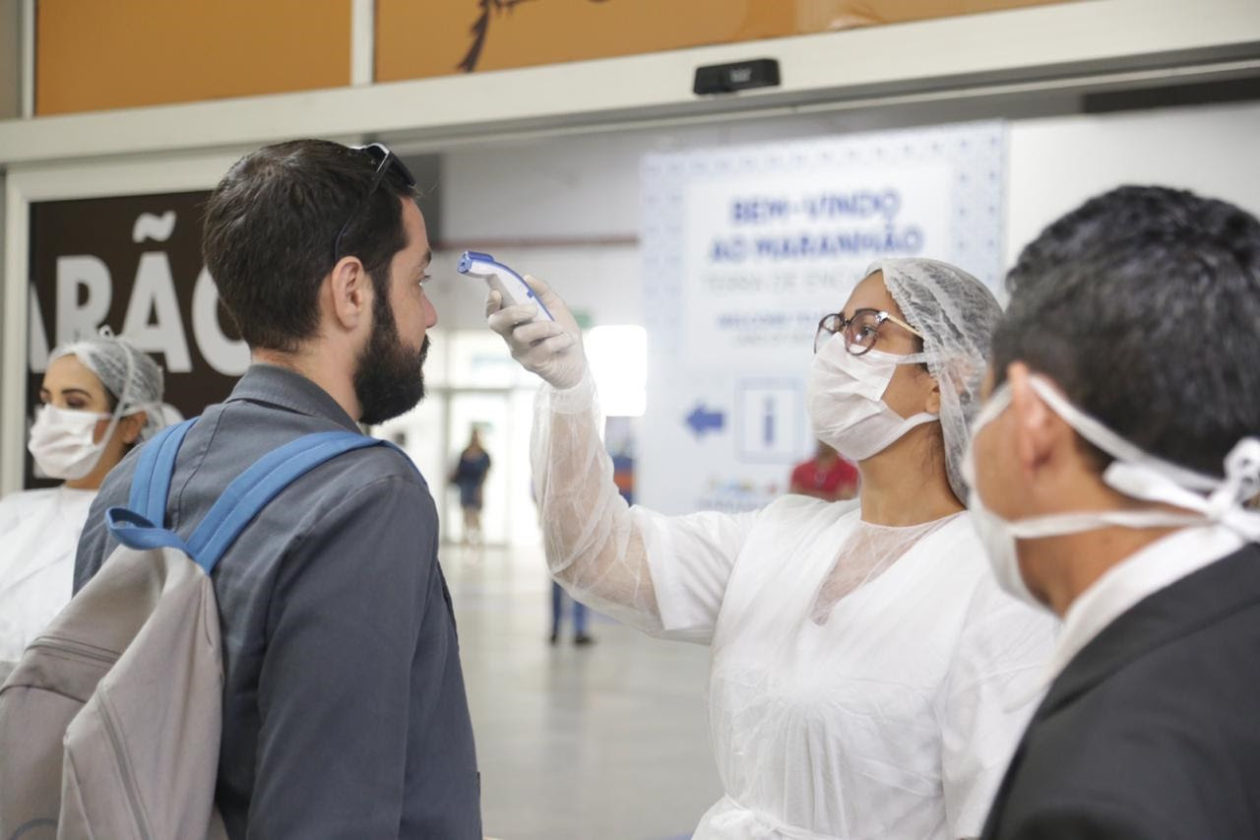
[789,442,859,502]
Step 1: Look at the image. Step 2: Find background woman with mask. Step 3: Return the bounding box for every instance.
[0,329,168,663]
[487,258,1055,840]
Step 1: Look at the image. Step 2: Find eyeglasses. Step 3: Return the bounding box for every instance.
[814,308,924,355]
[332,143,417,262]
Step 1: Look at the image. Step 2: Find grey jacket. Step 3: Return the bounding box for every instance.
[75,364,481,839]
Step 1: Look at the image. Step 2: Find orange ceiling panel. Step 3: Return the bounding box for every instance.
[37,0,353,115]
[376,0,1078,82]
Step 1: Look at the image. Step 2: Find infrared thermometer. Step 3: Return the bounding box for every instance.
[457,250,555,322]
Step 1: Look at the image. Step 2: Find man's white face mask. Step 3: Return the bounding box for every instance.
[807,336,938,462]
[963,373,1260,609]
[27,404,115,481]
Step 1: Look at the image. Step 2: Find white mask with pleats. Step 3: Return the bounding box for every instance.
[27,404,114,480]
[807,336,938,462]
[963,375,1260,608]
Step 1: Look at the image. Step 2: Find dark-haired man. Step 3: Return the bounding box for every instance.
[970,185,1260,839]
[75,140,481,838]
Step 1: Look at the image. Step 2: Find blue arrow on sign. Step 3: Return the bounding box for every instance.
[686,404,726,438]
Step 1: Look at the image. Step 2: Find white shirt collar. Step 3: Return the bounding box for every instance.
[1047,525,1245,683]
[1003,525,1249,714]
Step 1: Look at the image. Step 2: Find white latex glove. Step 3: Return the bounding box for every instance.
[485,274,587,390]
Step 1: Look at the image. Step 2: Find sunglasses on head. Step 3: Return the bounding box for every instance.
[332,143,416,262]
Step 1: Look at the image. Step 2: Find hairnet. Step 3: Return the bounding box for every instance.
[866,258,1002,501]
[48,328,169,441]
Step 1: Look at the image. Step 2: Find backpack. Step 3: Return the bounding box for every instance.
[0,420,388,839]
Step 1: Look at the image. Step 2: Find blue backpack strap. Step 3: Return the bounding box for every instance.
[185,431,386,574]
[127,418,197,525]
[109,418,197,553]
[105,507,194,554]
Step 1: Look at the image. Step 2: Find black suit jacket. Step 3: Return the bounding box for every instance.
[981,543,1260,840]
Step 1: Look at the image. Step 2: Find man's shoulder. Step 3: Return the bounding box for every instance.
[209,400,431,490]
[98,424,430,528]
[1042,611,1260,743]
[1080,563,1260,715]
[327,441,429,487]
[1004,711,1239,838]
[91,443,145,512]
[998,746,1248,840]
[277,442,435,534]
[1009,633,1260,833]
[219,435,433,529]
[994,788,1207,840]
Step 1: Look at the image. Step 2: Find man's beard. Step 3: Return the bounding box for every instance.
[353,293,429,426]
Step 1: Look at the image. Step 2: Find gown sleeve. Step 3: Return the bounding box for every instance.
[0,493,22,538]
[940,576,1058,838]
[533,372,758,642]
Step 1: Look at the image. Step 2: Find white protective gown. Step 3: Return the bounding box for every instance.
[534,375,1057,840]
[0,486,97,662]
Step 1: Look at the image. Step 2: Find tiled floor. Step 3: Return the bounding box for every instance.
[442,544,723,840]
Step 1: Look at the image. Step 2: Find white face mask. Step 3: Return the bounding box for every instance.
[31,340,158,481]
[27,404,115,481]
[963,375,1260,608]
[807,336,938,462]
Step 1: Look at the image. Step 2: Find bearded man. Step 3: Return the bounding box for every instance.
[75,140,481,839]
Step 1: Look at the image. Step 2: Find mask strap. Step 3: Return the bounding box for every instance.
[897,411,939,428]
[1218,438,1260,508]
[1217,440,1260,539]
[1023,374,1260,541]
[857,411,938,460]
[1103,440,1260,537]
[1027,376,1219,491]
[855,345,932,366]
[1006,508,1203,539]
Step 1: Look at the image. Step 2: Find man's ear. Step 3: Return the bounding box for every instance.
[326,256,372,332]
[1008,362,1077,484]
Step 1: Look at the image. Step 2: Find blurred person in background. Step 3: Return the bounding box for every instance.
[789,441,859,502]
[0,329,168,663]
[488,258,1056,840]
[973,187,1260,839]
[532,480,595,647]
[549,581,593,646]
[450,425,491,546]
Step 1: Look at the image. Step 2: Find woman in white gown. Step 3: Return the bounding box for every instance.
[487,258,1057,840]
[0,330,168,664]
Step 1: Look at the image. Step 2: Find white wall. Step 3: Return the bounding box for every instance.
[421,98,1260,529]
[0,0,20,119]
[430,99,1260,331]
[424,245,643,334]
[1006,102,1260,262]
